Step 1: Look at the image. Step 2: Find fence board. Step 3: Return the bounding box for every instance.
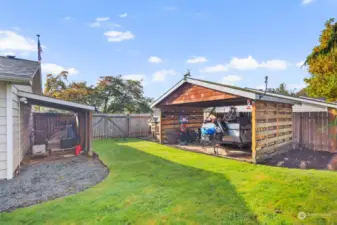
[92,113,151,139]
[33,113,75,144]
[34,113,151,143]
[292,110,337,152]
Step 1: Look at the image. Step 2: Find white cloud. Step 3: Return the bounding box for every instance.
[90,17,110,27]
[200,64,228,73]
[41,63,79,75]
[221,75,242,85]
[186,56,207,64]
[152,69,176,82]
[148,56,162,64]
[260,60,287,70]
[296,61,305,67]
[0,30,36,52]
[227,56,287,70]
[302,0,314,5]
[119,13,128,18]
[104,30,135,42]
[227,56,259,70]
[64,16,71,20]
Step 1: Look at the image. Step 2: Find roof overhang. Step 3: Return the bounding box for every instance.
[18,91,95,111]
[151,78,299,108]
[0,74,32,84]
[250,89,337,109]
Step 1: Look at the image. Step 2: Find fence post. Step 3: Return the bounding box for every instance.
[127,114,130,138]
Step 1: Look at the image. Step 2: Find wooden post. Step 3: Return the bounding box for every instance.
[251,101,257,163]
[88,111,93,156]
[159,109,162,144]
[127,114,130,138]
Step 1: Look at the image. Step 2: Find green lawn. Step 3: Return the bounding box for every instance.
[1,139,337,224]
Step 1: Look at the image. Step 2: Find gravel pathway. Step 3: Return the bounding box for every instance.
[0,155,108,212]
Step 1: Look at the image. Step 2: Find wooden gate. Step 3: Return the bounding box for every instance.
[92,114,151,139]
[34,113,152,142]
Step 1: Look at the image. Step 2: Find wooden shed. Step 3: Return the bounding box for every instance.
[151,77,299,163]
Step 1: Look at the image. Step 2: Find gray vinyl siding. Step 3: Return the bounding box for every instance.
[0,82,6,179]
[12,85,20,172]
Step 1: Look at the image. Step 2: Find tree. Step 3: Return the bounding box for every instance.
[304,18,337,101]
[96,76,152,113]
[268,83,296,96]
[43,73,153,113]
[295,88,308,97]
[305,18,337,63]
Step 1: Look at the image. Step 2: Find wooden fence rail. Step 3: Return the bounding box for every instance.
[92,113,151,139]
[33,113,151,144]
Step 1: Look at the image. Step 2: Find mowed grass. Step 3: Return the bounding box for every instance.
[1,139,337,224]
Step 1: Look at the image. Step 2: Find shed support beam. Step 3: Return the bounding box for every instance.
[88,111,93,156]
[251,101,256,163]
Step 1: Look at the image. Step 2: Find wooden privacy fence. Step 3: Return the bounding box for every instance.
[33,113,151,143]
[92,114,151,139]
[292,109,337,153]
[33,112,76,144]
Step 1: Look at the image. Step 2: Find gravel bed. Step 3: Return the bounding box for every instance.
[0,155,108,212]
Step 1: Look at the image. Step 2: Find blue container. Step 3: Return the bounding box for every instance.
[201,126,216,135]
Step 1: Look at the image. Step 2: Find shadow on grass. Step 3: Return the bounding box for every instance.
[94,138,259,224]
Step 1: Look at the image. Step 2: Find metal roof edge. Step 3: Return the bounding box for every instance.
[18,91,96,111]
[249,88,337,109]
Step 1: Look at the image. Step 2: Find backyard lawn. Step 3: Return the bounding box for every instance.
[1,139,337,224]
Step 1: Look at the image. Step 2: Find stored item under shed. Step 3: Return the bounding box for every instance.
[151,77,298,163]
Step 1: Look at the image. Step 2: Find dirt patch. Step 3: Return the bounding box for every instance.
[0,155,108,212]
[263,150,337,170]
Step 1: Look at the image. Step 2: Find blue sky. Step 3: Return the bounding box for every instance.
[0,0,336,98]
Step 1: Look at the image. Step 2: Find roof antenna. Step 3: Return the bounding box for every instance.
[184,69,191,80]
[259,76,268,99]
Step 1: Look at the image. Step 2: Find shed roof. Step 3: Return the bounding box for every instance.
[151,77,300,108]
[18,91,95,111]
[246,88,337,110]
[0,56,40,83]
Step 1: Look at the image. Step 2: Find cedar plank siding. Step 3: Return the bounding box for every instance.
[160,107,203,144]
[159,83,238,106]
